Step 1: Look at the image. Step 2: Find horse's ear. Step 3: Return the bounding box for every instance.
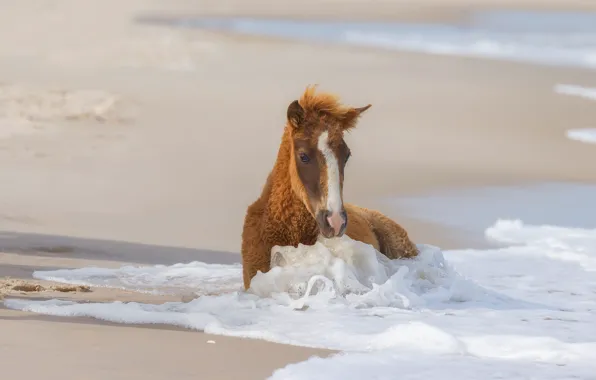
[352,104,372,116]
[287,100,305,130]
[343,104,372,130]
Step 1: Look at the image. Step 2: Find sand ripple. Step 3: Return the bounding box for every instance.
[0,83,126,138]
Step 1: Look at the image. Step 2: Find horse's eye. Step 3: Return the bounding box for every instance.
[299,152,310,163]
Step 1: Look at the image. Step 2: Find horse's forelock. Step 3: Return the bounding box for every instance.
[299,85,353,121]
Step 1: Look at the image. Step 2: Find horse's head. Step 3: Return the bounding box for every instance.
[286,85,371,239]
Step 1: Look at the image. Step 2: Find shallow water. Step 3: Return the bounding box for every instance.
[391,182,596,244]
[5,219,596,379]
[136,10,596,70]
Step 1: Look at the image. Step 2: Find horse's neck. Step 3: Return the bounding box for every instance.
[265,130,307,221]
[267,170,308,222]
[262,129,318,244]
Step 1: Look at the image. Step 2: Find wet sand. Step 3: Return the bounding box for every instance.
[1,0,596,379]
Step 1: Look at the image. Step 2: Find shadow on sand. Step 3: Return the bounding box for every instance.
[0,230,241,266]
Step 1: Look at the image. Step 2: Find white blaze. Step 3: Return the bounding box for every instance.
[317,131,342,213]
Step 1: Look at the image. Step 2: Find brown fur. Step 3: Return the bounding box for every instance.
[240,85,419,290]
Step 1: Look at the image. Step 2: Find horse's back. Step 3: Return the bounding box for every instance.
[345,203,418,259]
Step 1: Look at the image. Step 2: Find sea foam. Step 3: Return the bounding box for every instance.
[4,218,596,379]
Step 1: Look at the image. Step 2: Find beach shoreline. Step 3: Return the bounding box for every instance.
[1,1,596,379]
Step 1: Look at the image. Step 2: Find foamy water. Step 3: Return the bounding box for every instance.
[390,182,596,242]
[554,84,596,144]
[4,218,596,379]
[139,10,596,70]
[556,84,596,100]
[566,128,596,144]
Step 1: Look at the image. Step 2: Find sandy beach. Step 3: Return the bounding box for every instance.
[2,0,596,379]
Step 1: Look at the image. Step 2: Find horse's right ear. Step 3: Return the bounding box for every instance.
[287,100,305,130]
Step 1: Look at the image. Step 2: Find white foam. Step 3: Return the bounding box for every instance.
[32,261,243,296]
[157,13,596,71]
[5,220,596,378]
[345,9,596,70]
[566,129,596,144]
[555,84,596,101]
[341,10,596,70]
[269,347,596,380]
[554,85,596,145]
[342,29,596,70]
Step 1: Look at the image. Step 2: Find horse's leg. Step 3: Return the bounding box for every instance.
[366,209,419,259]
[345,204,381,250]
[240,204,272,290]
[241,252,271,290]
[241,233,273,289]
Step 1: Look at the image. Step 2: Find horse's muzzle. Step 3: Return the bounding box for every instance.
[317,208,347,238]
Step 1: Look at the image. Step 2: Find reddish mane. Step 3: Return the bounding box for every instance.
[299,85,350,118]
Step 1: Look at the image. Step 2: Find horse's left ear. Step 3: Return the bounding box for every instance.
[287,100,305,130]
[343,104,372,130]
